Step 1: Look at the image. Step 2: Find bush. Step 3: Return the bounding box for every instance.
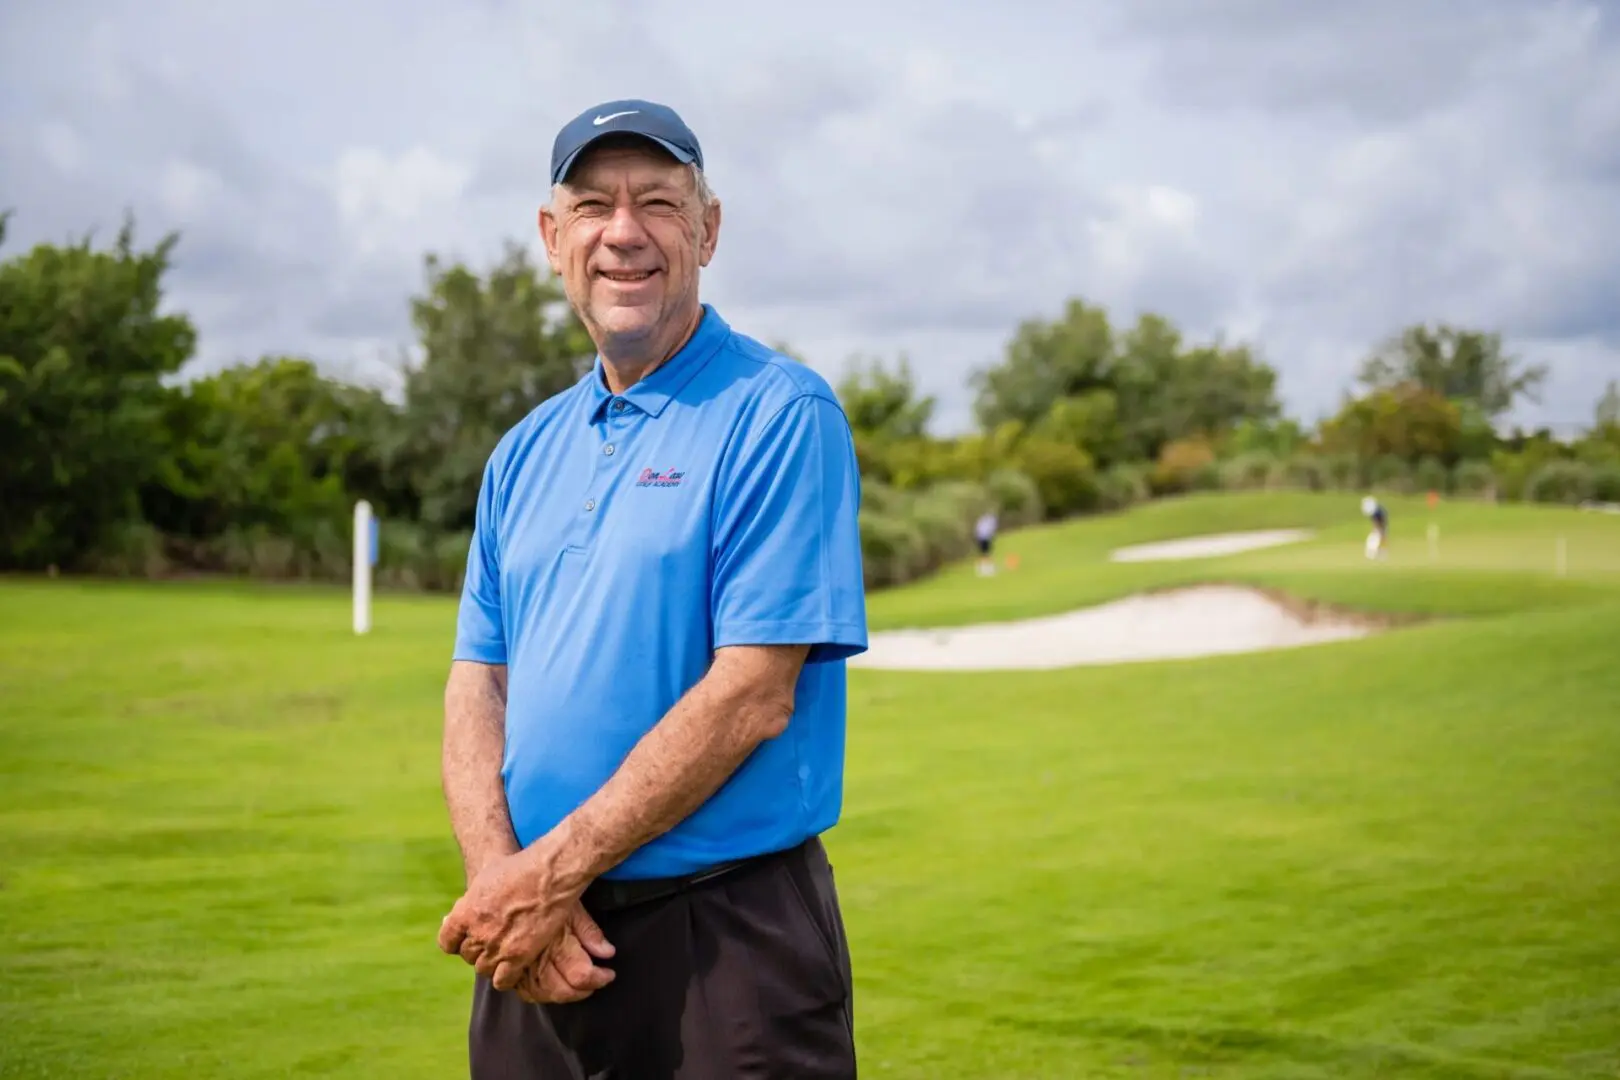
[1451,460,1496,499]
[926,479,994,521]
[1221,452,1276,491]
[1367,454,1412,494]
[1491,446,1565,501]
[1150,436,1220,496]
[908,489,975,569]
[1414,456,1449,495]
[1013,438,1100,518]
[860,479,908,517]
[215,525,300,579]
[82,520,171,578]
[1320,454,1361,491]
[1592,463,1620,503]
[1269,455,1328,492]
[859,509,927,588]
[1525,461,1596,505]
[983,468,1043,527]
[1098,464,1150,511]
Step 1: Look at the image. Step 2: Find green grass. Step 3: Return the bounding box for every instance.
[2,492,1618,1077]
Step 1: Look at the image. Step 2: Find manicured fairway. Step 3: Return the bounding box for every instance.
[2,493,1617,1078]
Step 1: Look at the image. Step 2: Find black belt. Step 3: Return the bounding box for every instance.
[582,840,806,913]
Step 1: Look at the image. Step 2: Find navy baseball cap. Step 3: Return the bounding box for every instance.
[550,99,704,185]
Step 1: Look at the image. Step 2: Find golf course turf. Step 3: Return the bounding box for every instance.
[2,491,1616,1078]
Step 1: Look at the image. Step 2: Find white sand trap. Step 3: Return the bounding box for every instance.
[1109,528,1314,563]
[851,585,1375,671]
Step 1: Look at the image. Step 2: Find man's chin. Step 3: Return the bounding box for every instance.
[590,304,661,340]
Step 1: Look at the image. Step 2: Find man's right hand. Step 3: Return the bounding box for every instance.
[516,902,617,1005]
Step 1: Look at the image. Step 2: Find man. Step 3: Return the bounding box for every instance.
[973,509,999,576]
[435,97,869,1079]
[1361,494,1389,559]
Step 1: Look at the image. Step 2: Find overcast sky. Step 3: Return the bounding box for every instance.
[3,0,1616,435]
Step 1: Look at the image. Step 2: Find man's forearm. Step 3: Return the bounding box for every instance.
[540,645,806,893]
[442,660,520,883]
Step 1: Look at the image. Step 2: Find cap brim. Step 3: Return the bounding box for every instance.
[553,133,697,185]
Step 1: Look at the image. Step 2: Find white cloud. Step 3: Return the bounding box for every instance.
[0,0,1615,437]
[38,121,86,176]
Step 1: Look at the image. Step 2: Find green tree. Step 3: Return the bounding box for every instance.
[971,299,1280,464]
[1317,382,1464,464]
[969,298,1114,431]
[835,353,935,440]
[1596,380,1620,430]
[1031,389,1124,465]
[1357,323,1547,420]
[1225,416,1308,459]
[146,356,404,540]
[0,210,197,569]
[396,242,593,531]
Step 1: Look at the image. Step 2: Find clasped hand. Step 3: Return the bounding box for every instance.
[437,850,616,1004]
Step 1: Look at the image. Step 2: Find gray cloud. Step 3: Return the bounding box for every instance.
[1,0,1616,435]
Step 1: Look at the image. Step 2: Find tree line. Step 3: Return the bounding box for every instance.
[3,209,1617,593]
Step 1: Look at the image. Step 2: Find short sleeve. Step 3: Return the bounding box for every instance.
[711,393,868,664]
[453,454,507,665]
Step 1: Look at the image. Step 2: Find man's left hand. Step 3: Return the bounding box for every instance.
[437,847,579,992]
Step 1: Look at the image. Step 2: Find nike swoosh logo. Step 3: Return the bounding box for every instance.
[593,110,639,126]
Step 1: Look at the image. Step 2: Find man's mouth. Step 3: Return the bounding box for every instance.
[598,269,657,282]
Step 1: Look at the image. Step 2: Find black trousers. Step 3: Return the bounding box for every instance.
[467,836,857,1079]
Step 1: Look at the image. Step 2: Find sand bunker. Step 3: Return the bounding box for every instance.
[1109,528,1313,563]
[851,585,1375,671]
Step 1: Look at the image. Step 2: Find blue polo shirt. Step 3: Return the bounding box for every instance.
[452,305,868,880]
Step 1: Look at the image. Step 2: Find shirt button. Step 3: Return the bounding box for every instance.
[612,399,627,413]
[584,498,596,512]
[604,444,615,456]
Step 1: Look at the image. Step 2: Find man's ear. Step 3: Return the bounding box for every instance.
[538,203,564,275]
[698,199,722,268]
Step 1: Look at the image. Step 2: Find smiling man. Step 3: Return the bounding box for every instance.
[434,99,869,1078]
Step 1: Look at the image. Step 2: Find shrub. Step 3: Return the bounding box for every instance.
[860,480,908,517]
[1098,464,1150,511]
[82,520,171,578]
[908,489,975,569]
[1013,438,1100,518]
[926,479,994,522]
[1320,454,1361,491]
[1592,463,1620,503]
[1451,460,1496,499]
[1150,436,1220,496]
[1367,454,1412,494]
[983,468,1043,527]
[1220,452,1276,491]
[1268,455,1328,492]
[1414,456,1449,495]
[859,509,927,588]
[430,530,473,592]
[1525,461,1596,505]
[214,525,299,579]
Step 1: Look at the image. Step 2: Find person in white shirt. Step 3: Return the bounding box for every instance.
[974,510,999,576]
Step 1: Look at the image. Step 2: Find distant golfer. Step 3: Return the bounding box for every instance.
[975,509,999,576]
[1361,495,1388,559]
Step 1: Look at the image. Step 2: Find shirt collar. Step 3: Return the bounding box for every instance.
[586,304,729,423]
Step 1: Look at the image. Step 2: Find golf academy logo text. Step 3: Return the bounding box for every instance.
[636,467,685,488]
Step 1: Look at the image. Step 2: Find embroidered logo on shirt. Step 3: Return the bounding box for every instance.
[636,467,686,488]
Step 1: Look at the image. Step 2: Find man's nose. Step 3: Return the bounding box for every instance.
[602,203,649,247]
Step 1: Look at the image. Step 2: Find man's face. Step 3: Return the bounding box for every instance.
[540,139,721,351]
